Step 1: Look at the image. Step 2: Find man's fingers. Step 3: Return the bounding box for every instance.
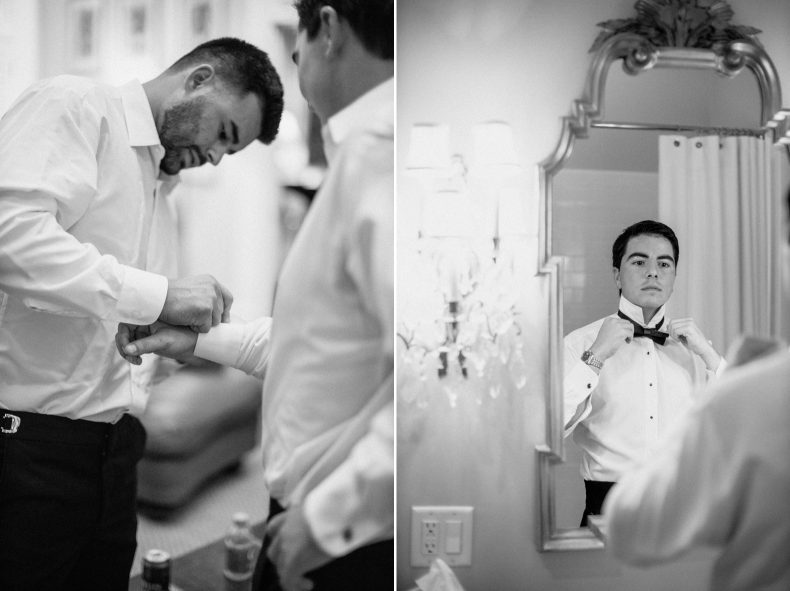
[668,321,690,345]
[123,334,170,356]
[116,324,142,364]
[116,325,130,353]
[220,285,233,323]
[620,321,634,343]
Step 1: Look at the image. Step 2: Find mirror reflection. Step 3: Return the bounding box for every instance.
[549,62,787,533]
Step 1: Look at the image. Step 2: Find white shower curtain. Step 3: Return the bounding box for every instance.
[658,134,784,355]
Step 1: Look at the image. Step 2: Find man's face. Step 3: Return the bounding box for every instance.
[159,86,262,175]
[292,28,331,122]
[614,233,676,316]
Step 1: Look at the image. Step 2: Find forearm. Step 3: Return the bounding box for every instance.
[701,346,723,374]
[0,195,166,323]
[563,348,598,432]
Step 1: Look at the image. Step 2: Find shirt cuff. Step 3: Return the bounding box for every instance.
[117,266,168,324]
[194,322,245,366]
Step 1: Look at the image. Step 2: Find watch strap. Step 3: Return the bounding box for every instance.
[582,349,603,370]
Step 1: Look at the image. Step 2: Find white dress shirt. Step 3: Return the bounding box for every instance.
[0,76,171,422]
[564,295,724,481]
[195,78,394,557]
[603,348,790,591]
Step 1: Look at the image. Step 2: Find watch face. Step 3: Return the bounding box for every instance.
[581,350,591,362]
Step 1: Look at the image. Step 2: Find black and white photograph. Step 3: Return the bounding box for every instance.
[0,1,789,590]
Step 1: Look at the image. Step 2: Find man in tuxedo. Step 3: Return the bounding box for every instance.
[563,220,724,525]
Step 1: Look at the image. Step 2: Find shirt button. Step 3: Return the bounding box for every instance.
[342,527,353,542]
[649,383,653,387]
[650,415,654,419]
[587,383,592,389]
[647,351,651,355]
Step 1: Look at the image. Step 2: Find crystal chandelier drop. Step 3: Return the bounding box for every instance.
[398,122,532,407]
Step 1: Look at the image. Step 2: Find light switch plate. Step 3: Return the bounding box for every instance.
[410,506,473,567]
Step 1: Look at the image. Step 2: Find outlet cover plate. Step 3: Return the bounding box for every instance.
[410,505,473,567]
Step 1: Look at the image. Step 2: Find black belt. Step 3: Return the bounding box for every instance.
[0,410,128,445]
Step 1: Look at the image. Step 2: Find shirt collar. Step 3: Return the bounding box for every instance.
[618,294,667,328]
[322,77,394,162]
[119,79,161,149]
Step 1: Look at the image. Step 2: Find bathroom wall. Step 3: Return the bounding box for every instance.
[396,1,790,589]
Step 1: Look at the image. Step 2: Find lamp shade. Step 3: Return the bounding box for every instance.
[405,123,452,174]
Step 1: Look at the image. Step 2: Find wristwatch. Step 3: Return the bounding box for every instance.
[581,349,603,370]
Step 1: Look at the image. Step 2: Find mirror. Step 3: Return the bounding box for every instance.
[535,32,786,551]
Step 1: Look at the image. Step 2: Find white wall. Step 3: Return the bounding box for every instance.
[0,0,39,113]
[396,1,790,589]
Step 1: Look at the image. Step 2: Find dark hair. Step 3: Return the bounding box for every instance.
[167,37,284,144]
[612,220,679,269]
[294,0,393,60]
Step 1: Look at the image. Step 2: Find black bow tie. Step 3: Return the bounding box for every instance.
[618,311,669,345]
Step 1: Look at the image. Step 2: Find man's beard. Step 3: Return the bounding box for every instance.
[159,96,207,175]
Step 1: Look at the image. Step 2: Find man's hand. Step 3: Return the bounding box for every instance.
[590,317,635,362]
[266,506,333,591]
[159,275,233,333]
[115,322,198,364]
[667,318,721,371]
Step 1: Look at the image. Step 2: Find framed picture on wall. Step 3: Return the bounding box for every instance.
[181,0,228,48]
[66,0,100,72]
[122,0,153,55]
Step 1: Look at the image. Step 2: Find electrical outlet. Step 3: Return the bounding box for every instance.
[422,519,439,538]
[421,518,439,555]
[411,506,473,567]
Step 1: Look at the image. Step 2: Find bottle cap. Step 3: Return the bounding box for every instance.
[144,549,171,564]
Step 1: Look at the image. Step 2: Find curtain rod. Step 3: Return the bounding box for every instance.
[591,121,767,137]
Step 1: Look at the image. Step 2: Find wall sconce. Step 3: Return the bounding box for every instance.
[398,121,532,407]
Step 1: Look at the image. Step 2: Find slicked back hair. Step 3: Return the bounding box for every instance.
[166,37,284,144]
[294,0,393,60]
[612,220,679,270]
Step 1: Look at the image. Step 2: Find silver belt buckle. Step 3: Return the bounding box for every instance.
[1,413,20,434]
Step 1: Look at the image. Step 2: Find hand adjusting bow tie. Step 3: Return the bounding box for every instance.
[617,311,669,346]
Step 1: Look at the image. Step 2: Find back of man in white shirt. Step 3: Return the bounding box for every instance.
[603,346,790,591]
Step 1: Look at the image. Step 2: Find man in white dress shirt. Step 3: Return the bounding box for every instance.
[118,3,393,590]
[0,38,283,590]
[564,220,724,526]
[602,212,790,591]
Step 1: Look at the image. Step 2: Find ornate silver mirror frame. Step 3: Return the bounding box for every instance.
[535,31,786,552]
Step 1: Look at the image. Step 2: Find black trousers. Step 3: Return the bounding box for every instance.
[580,480,616,527]
[0,411,146,591]
[253,498,394,591]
